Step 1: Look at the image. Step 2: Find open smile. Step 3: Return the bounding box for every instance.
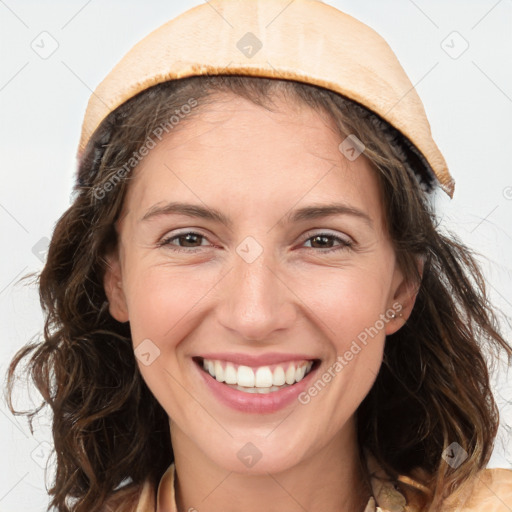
[193,356,321,413]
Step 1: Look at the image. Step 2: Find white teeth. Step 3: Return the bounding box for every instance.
[226,384,289,394]
[207,359,215,377]
[272,366,286,386]
[200,358,315,391]
[285,364,296,385]
[255,367,273,387]
[237,365,255,387]
[224,362,237,384]
[237,385,259,394]
[295,365,306,382]
[214,360,224,382]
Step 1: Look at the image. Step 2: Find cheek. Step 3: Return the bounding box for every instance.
[124,263,213,345]
[292,263,391,413]
[124,265,215,418]
[294,260,392,347]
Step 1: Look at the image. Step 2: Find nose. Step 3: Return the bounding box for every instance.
[215,251,297,342]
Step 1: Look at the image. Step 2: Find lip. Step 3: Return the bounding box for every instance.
[193,357,320,414]
[197,352,316,367]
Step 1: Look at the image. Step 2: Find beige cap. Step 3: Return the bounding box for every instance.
[77,0,455,197]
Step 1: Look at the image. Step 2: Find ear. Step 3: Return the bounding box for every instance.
[385,255,424,335]
[103,250,129,323]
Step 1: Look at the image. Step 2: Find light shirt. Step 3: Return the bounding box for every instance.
[119,449,512,512]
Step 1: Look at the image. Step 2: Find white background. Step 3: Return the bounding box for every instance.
[0,0,511,510]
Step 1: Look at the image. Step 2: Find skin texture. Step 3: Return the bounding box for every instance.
[103,92,419,512]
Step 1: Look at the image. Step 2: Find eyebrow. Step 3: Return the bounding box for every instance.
[140,201,373,229]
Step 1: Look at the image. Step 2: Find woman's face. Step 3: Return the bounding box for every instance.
[105,92,411,474]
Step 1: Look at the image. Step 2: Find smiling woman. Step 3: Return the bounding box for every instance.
[5,1,512,512]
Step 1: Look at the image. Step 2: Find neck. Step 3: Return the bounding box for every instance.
[167,418,373,512]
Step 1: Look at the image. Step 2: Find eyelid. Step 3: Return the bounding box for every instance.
[300,229,353,245]
[158,228,213,247]
[158,228,354,254]
[158,228,352,243]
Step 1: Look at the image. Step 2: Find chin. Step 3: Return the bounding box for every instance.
[199,433,312,476]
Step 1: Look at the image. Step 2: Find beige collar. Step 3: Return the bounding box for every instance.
[130,449,512,512]
[153,449,415,512]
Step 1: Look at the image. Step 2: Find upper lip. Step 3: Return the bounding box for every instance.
[196,352,318,367]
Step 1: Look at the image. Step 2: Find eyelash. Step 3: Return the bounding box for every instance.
[157,230,354,254]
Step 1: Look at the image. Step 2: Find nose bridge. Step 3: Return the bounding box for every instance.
[216,242,295,341]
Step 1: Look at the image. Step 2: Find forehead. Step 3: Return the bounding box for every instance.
[122,92,385,229]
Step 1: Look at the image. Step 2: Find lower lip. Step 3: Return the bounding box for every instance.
[195,360,319,414]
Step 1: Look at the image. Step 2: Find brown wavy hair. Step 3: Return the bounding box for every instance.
[5,75,512,512]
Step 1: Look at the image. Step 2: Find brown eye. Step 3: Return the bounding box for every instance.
[174,233,204,247]
[159,231,210,252]
[303,232,353,253]
[309,234,335,249]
